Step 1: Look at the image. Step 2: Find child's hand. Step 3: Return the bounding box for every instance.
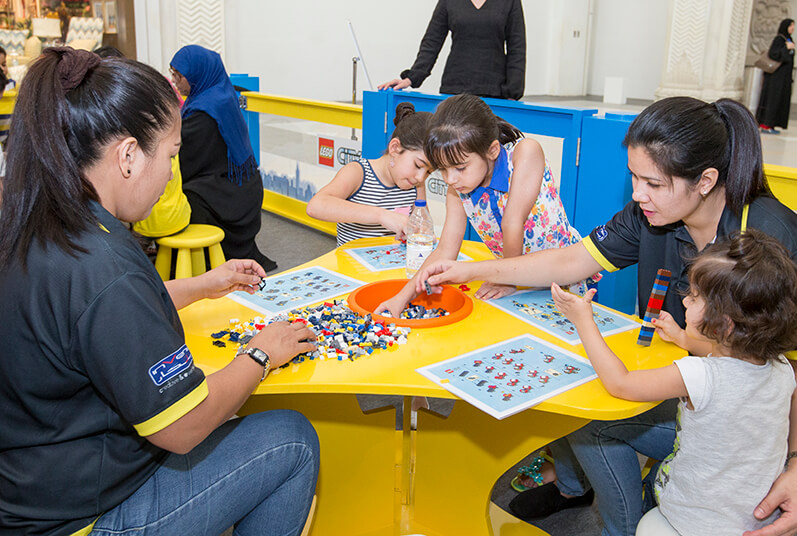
[551,283,597,328]
[652,311,686,347]
[475,282,516,300]
[379,210,410,241]
[373,294,411,319]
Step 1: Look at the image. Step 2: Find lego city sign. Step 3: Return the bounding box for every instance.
[317,135,362,171]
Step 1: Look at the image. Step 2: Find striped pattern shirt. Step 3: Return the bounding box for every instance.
[336,159,417,246]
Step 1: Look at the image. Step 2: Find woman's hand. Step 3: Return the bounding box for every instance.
[378,78,412,91]
[246,320,317,368]
[423,260,476,290]
[200,259,268,299]
[787,41,795,50]
[551,283,597,328]
[474,282,516,300]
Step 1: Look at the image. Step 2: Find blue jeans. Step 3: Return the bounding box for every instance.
[90,410,319,536]
[550,399,678,536]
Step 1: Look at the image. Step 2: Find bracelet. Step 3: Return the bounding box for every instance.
[785,451,797,467]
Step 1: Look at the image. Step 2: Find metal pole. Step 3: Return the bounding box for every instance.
[351,56,358,140]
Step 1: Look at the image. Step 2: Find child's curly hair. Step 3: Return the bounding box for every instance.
[688,229,797,361]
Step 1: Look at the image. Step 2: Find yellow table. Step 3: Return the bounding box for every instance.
[180,237,687,536]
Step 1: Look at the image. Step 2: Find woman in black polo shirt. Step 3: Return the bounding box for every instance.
[420,96,797,536]
[0,48,319,535]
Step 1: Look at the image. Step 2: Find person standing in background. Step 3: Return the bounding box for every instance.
[378,0,526,100]
[757,18,794,134]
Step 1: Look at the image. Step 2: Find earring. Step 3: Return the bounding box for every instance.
[389,158,395,168]
[127,169,131,174]
[701,190,709,198]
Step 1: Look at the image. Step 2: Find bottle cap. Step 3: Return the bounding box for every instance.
[414,200,427,207]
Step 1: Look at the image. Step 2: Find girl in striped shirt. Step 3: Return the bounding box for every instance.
[307,102,432,246]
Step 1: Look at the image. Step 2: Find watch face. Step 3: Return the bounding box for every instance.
[246,347,270,367]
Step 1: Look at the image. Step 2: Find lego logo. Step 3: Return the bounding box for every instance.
[318,138,334,167]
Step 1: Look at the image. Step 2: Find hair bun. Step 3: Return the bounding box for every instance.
[393,102,416,127]
[46,47,101,92]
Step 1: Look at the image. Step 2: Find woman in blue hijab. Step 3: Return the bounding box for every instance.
[171,45,277,272]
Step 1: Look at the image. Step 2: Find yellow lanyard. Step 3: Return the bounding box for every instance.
[741,203,749,232]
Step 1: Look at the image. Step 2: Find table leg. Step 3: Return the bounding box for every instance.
[411,401,589,536]
[239,393,399,536]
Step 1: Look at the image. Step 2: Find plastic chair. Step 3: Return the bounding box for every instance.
[155,224,225,280]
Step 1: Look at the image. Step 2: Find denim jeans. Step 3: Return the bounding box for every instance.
[90,410,319,536]
[550,399,678,536]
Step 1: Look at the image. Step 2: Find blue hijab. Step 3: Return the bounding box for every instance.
[170,45,257,184]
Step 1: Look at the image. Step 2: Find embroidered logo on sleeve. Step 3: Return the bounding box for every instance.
[148,345,193,386]
[595,225,608,242]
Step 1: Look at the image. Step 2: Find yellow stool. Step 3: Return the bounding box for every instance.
[154,224,226,280]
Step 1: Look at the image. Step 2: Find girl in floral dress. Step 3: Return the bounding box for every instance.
[379,93,587,314]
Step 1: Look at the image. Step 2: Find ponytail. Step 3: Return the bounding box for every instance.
[425,94,522,170]
[713,99,767,213]
[0,48,179,269]
[624,96,768,215]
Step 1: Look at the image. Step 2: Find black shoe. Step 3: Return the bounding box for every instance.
[260,257,278,273]
[252,251,278,273]
[509,482,595,520]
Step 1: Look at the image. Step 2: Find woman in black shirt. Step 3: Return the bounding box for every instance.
[379,0,526,100]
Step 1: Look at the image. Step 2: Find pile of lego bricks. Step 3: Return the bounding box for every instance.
[210,300,412,365]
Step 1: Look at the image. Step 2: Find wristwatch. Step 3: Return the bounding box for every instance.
[236,346,271,381]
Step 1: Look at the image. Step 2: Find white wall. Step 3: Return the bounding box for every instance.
[586,0,669,100]
[138,0,669,102]
[226,0,448,102]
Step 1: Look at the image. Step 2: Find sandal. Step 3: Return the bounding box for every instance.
[510,451,553,492]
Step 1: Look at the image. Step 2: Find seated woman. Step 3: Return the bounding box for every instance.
[170,44,277,272]
[0,47,318,535]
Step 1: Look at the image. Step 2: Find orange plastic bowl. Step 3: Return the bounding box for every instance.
[347,279,473,328]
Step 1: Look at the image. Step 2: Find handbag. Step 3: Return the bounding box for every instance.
[755,50,782,73]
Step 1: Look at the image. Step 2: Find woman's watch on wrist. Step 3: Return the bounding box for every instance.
[236,346,271,381]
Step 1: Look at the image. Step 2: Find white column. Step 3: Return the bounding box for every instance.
[655,0,754,102]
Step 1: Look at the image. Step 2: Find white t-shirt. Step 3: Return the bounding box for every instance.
[655,355,795,536]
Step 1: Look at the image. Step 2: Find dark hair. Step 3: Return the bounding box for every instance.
[94,45,124,58]
[689,229,797,362]
[624,96,769,215]
[0,48,180,268]
[424,94,523,170]
[389,102,432,152]
[0,46,6,57]
[778,18,794,37]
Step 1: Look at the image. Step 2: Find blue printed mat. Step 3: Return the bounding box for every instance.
[417,334,597,419]
[227,266,364,317]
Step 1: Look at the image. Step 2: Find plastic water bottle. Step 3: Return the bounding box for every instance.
[405,200,435,278]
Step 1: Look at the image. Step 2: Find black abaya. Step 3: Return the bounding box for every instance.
[757,34,794,129]
[179,111,275,270]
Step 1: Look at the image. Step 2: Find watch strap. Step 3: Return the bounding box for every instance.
[237,346,271,381]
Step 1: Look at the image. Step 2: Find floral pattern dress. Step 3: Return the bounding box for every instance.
[459,141,596,293]
[459,141,582,257]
